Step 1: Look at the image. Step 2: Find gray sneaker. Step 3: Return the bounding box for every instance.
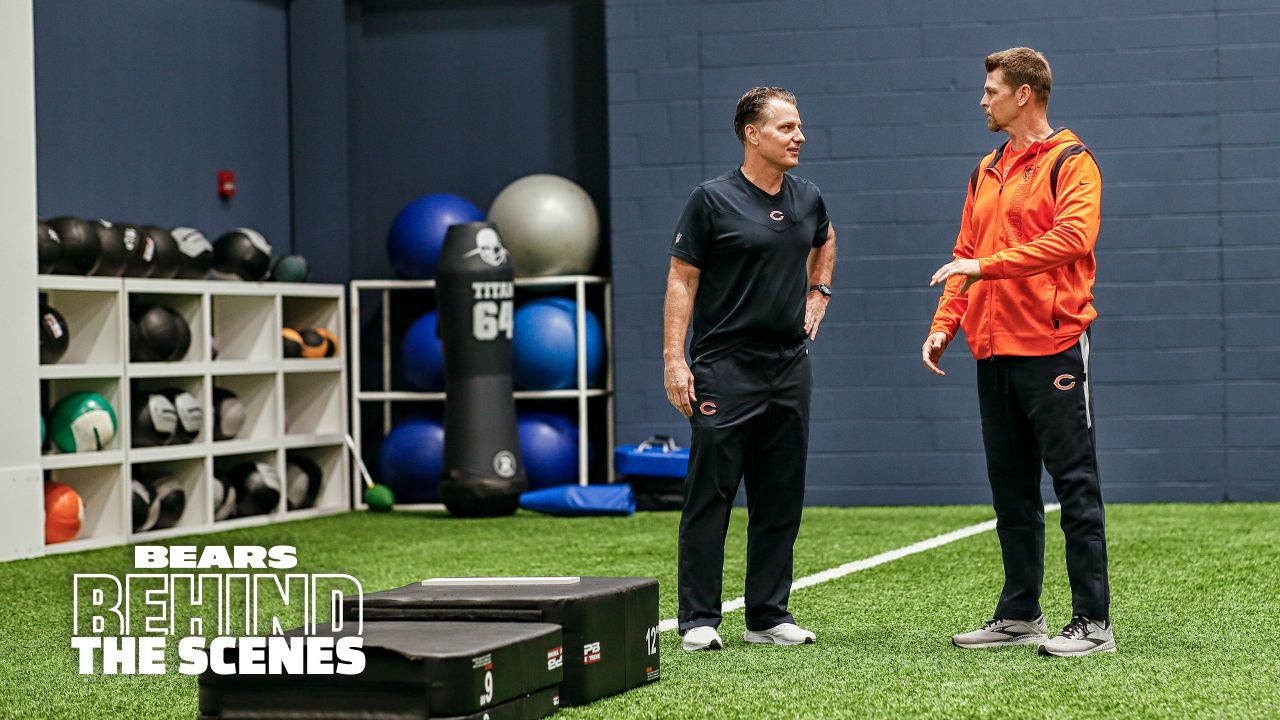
[952,615,1049,649]
[1038,616,1116,657]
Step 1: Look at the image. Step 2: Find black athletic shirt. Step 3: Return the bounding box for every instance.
[669,167,830,363]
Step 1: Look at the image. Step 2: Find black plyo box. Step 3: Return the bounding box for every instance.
[349,577,660,706]
[199,621,562,719]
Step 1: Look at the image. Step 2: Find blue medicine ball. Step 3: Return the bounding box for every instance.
[513,298,605,390]
[518,412,582,490]
[378,417,444,503]
[402,311,446,391]
[387,194,484,279]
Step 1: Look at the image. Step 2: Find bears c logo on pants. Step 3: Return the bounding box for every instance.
[699,401,717,416]
[1054,374,1077,391]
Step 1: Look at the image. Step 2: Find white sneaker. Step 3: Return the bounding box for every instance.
[1038,616,1116,657]
[743,622,816,646]
[681,625,723,652]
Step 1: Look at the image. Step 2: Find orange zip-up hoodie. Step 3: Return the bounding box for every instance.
[930,128,1102,359]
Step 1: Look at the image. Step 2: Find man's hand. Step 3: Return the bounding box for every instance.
[664,359,697,417]
[930,258,981,293]
[804,292,829,341]
[921,331,950,376]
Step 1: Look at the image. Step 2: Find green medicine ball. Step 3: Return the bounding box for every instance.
[49,391,117,453]
[270,254,310,282]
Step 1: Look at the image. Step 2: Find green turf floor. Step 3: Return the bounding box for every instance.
[0,503,1276,719]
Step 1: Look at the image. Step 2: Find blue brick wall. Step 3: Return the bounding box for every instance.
[606,0,1280,504]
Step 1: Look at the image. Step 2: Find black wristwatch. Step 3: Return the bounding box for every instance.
[809,283,832,298]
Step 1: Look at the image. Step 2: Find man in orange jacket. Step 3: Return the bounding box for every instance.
[923,47,1114,657]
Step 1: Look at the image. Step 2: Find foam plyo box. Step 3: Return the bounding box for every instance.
[198,621,563,719]
[350,576,660,706]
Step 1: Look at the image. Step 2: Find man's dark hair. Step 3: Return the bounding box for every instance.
[734,87,797,144]
[985,47,1052,105]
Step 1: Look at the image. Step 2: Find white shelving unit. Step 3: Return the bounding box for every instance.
[23,276,351,557]
[350,275,614,510]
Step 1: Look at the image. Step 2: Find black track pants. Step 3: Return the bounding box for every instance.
[978,332,1110,622]
[678,342,810,634]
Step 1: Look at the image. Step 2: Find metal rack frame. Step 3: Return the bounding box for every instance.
[349,275,614,509]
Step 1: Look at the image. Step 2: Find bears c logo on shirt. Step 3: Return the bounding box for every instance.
[769,210,785,221]
[699,401,717,415]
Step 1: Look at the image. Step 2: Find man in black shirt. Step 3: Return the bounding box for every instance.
[664,86,837,652]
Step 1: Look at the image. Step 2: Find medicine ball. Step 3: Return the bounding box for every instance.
[131,479,155,532]
[48,216,101,275]
[213,476,237,521]
[38,219,60,274]
[48,391,117,453]
[45,481,84,544]
[213,387,246,440]
[172,227,213,279]
[281,327,303,358]
[270,254,309,282]
[39,304,70,364]
[115,222,156,277]
[132,391,179,447]
[89,220,130,277]
[313,327,339,356]
[282,327,334,358]
[130,304,191,362]
[213,228,272,281]
[147,475,186,530]
[285,456,322,510]
[160,388,202,443]
[140,225,182,279]
[228,461,281,517]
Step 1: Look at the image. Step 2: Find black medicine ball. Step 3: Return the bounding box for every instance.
[172,226,213,279]
[113,222,157,277]
[38,220,60,274]
[90,220,130,277]
[130,304,191,362]
[213,387,247,440]
[147,475,186,530]
[213,476,237,521]
[132,391,179,447]
[213,228,272,281]
[141,225,182,279]
[47,216,101,275]
[39,304,70,364]
[285,457,322,510]
[228,461,281,517]
[131,480,155,532]
[160,387,202,443]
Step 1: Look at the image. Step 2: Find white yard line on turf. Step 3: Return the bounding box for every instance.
[657,504,1062,633]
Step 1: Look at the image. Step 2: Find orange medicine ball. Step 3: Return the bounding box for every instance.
[45,480,84,544]
[312,327,339,356]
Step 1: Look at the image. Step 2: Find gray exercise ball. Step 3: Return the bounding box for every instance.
[487,174,599,277]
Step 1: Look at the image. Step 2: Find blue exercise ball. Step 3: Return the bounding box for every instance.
[518,412,581,489]
[387,194,484,279]
[402,311,445,391]
[378,417,444,503]
[513,298,605,390]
